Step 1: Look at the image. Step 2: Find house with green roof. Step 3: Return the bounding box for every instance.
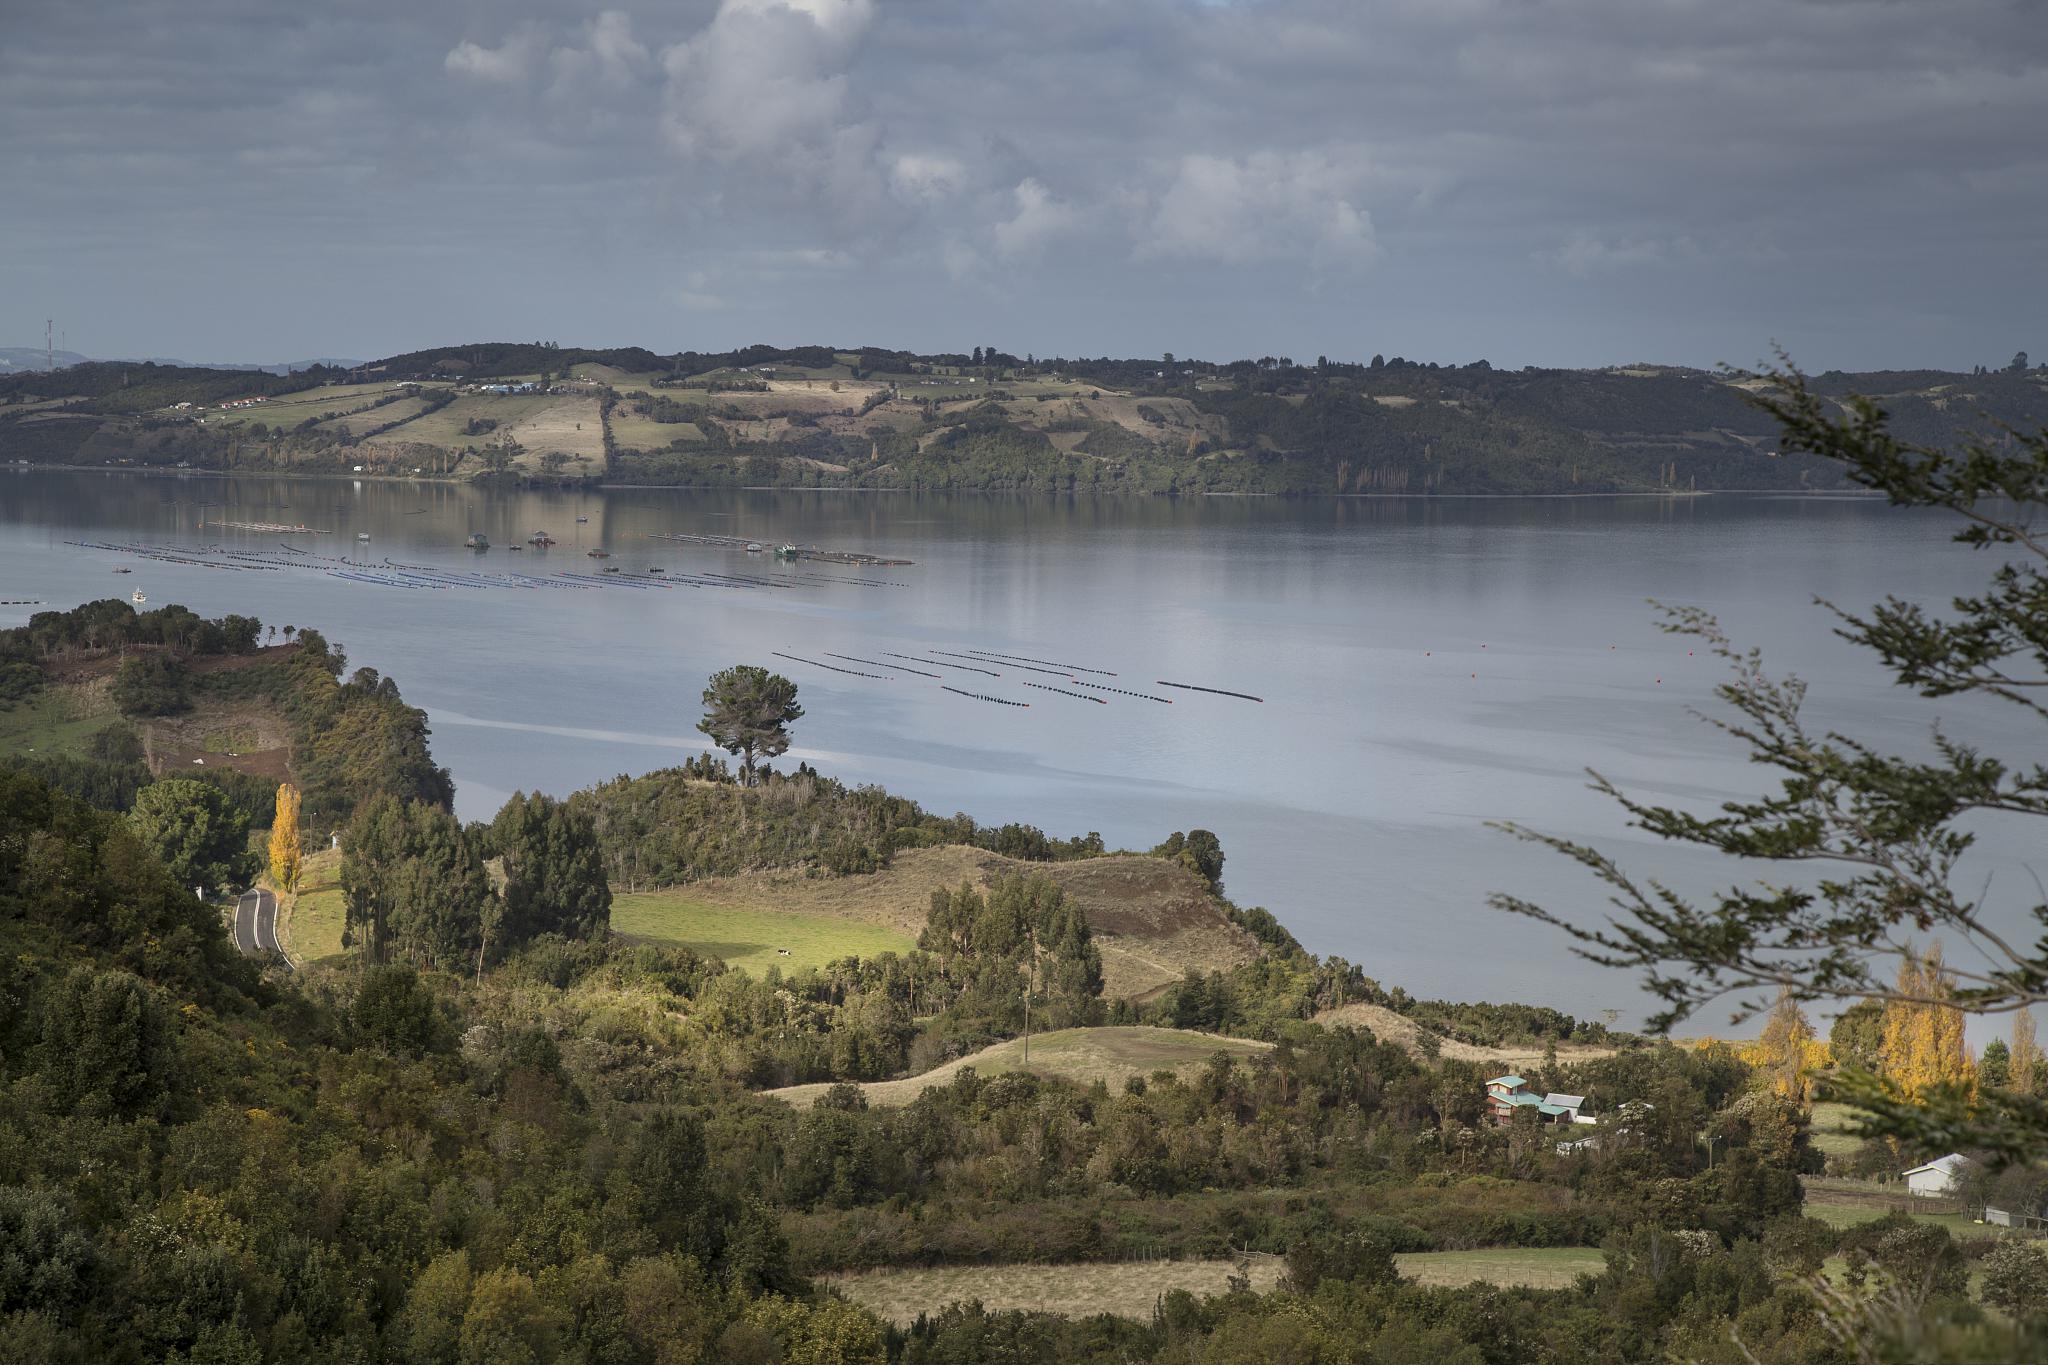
[1485,1074,1591,1126]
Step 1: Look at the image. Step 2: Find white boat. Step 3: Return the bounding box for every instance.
[355,532,371,541]
[131,589,147,603]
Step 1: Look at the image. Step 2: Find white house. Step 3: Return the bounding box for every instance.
[1902,1153,1972,1197]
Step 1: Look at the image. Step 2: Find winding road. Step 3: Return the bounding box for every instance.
[233,888,284,965]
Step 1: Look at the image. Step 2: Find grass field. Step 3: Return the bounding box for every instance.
[375,393,558,451]
[316,394,438,436]
[1809,1101,1863,1159]
[502,397,606,473]
[1801,1177,2004,1240]
[200,382,435,430]
[825,1247,1603,1324]
[659,845,1258,1003]
[282,847,347,967]
[605,408,701,452]
[1397,1247,1604,1288]
[762,1025,1273,1108]
[610,889,915,975]
[0,684,116,756]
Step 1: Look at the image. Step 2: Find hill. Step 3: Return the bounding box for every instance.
[8,342,2045,494]
[615,843,1260,1001]
[0,600,449,831]
[759,1025,1273,1108]
[1313,1001,1621,1070]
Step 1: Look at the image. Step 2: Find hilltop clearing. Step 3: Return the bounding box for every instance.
[1314,1000,1622,1069]
[623,843,1260,999]
[760,1025,1273,1108]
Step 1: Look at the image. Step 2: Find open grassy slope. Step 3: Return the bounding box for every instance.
[664,844,1260,1002]
[281,846,347,967]
[1313,1000,1621,1070]
[760,1025,1273,1109]
[610,890,916,974]
[826,1246,1605,1324]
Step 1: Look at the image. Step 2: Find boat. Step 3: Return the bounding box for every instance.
[745,542,764,553]
[465,533,490,549]
[529,531,555,546]
[113,567,132,574]
[131,589,147,603]
[587,548,611,559]
[575,516,589,523]
[602,566,620,574]
[355,532,371,541]
[646,567,665,574]
[773,543,800,559]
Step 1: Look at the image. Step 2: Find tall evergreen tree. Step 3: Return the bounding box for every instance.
[696,666,802,787]
[491,791,612,948]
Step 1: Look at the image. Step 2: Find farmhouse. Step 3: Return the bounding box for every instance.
[1484,1075,1594,1126]
[1902,1153,1973,1197]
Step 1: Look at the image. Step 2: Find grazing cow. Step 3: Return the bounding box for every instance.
[776,948,791,957]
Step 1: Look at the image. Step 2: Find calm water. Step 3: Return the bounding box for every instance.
[1,469,2031,1026]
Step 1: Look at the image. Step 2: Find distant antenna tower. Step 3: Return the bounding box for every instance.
[46,318,55,371]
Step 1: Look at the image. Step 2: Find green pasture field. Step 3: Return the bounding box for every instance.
[375,394,558,449]
[609,890,915,974]
[0,686,116,756]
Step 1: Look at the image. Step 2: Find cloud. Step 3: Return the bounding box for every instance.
[6,0,2047,366]
[889,152,966,204]
[1141,151,1379,265]
[445,29,547,84]
[659,0,875,163]
[549,10,652,91]
[992,178,1083,259]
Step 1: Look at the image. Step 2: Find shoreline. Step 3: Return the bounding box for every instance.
[4,463,1875,501]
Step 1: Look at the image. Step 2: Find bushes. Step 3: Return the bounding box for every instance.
[110,654,190,716]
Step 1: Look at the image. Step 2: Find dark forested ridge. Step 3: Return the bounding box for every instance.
[8,341,2045,495]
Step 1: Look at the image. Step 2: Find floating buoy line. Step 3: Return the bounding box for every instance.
[770,651,888,679]
[1157,681,1265,703]
[907,652,1003,678]
[1069,679,1172,703]
[828,652,937,677]
[967,648,1117,677]
[1022,681,1107,704]
[942,685,1028,707]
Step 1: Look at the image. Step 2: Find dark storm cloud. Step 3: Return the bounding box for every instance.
[4,0,2043,366]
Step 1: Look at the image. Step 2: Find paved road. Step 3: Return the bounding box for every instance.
[233,888,281,961]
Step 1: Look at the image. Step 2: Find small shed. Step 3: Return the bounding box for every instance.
[1902,1153,1972,1197]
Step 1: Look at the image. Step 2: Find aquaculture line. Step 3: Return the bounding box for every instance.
[942,685,1029,707]
[1157,681,1265,703]
[769,651,888,680]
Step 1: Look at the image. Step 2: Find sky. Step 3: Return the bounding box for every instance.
[4,0,2044,370]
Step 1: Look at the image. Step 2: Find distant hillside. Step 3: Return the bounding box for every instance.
[0,347,360,375]
[5,342,2044,494]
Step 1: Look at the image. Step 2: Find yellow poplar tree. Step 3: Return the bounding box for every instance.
[268,783,301,894]
[2013,1007,2041,1096]
[1746,988,1820,1102]
[1877,945,1974,1098]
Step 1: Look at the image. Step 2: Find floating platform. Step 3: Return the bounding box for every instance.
[648,531,912,566]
